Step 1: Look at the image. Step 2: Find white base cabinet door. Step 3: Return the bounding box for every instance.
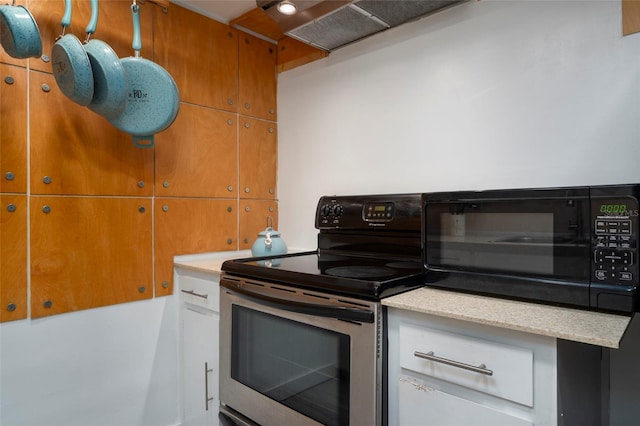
[387,307,558,426]
[178,268,221,426]
[398,376,532,426]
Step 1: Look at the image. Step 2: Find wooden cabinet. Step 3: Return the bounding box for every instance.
[154,199,237,297]
[26,0,153,75]
[154,3,238,112]
[1,195,27,322]
[177,267,221,426]
[29,71,154,196]
[239,199,279,250]
[239,118,277,200]
[623,0,640,36]
[155,104,237,198]
[30,196,153,318]
[1,64,27,193]
[239,33,277,121]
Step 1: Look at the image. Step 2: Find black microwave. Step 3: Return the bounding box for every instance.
[423,184,640,314]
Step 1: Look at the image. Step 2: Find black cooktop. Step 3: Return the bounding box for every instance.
[221,251,423,300]
[222,194,424,300]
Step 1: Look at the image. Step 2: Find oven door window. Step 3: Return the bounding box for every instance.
[231,305,350,426]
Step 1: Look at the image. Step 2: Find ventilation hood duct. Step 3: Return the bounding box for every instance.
[257,0,467,51]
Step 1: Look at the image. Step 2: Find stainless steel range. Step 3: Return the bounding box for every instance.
[218,194,423,426]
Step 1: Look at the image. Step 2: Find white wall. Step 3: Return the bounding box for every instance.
[277,1,640,423]
[0,298,179,426]
[277,0,640,249]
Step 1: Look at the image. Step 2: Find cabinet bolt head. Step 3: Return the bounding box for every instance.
[244,187,250,193]
[162,181,170,188]
[227,119,233,125]
[227,98,234,105]
[43,176,51,184]
[227,238,233,245]
[244,206,250,212]
[269,108,275,115]
[4,171,15,181]
[4,76,14,85]
[227,206,233,212]
[268,127,274,133]
[244,238,249,244]
[41,83,50,92]
[137,180,145,188]
[162,205,169,212]
[42,205,51,214]
[244,102,250,109]
[43,300,52,309]
[227,185,233,192]
[139,206,146,213]
[41,54,50,63]
[162,281,169,289]
[7,204,16,213]
[244,122,250,129]
[269,188,275,194]
[7,303,16,312]
[269,206,274,212]
[138,286,146,293]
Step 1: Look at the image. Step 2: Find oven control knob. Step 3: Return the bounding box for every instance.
[321,204,333,217]
[334,205,344,217]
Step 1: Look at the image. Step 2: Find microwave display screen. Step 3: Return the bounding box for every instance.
[426,198,590,281]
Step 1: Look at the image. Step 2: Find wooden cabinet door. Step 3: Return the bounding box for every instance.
[27,0,153,74]
[154,3,238,112]
[239,33,277,121]
[1,64,27,193]
[239,200,279,250]
[155,199,237,296]
[155,104,237,198]
[29,71,154,196]
[30,196,153,318]
[1,195,28,322]
[239,118,277,199]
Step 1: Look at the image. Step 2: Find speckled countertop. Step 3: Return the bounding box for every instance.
[173,251,633,349]
[174,250,253,275]
[383,287,632,349]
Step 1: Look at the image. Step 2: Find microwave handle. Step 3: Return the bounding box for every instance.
[222,281,375,323]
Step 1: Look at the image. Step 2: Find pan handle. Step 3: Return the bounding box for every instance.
[85,0,99,40]
[133,135,155,149]
[131,3,142,56]
[59,0,72,36]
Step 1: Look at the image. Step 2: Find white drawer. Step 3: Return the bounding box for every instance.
[399,322,533,406]
[178,273,220,312]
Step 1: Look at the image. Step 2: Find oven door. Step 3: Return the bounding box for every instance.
[219,276,381,426]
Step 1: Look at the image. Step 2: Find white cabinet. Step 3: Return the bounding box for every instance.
[177,267,221,426]
[387,308,558,426]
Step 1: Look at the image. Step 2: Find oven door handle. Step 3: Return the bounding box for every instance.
[222,281,375,323]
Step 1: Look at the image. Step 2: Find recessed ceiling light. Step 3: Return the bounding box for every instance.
[277,1,297,15]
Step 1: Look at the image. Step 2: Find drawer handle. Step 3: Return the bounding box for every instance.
[205,362,214,411]
[414,351,494,376]
[181,289,208,299]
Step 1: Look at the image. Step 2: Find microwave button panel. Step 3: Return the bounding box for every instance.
[595,219,632,235]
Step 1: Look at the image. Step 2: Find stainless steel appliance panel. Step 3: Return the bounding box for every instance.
[220,277,381,426]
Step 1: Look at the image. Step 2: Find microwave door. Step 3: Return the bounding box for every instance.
[425,197,590,282]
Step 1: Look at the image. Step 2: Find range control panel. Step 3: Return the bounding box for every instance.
[315,194,421,230]
[592,199,638,285]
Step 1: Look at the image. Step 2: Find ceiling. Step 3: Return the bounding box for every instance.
[171,0,468,54]
[171,0,257,24]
